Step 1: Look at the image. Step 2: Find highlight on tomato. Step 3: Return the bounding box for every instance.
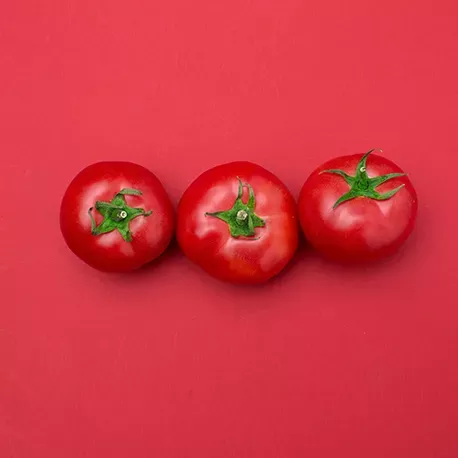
[176,161,299,284]
[60,161,174,272]
[298,149,418,262]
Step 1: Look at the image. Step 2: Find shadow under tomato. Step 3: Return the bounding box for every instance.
[137,236,182,273]
[94,236,181,291]
[186,234,311,316]
[303,227,420,281]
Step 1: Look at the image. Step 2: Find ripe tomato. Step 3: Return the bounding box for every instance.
[60,161,174,272]
[298,149,418,262]
[177,161,298,284]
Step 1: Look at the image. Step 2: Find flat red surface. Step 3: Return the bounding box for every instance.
[1,1,458,457]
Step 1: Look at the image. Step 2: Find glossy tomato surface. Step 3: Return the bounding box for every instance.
[60,161,174,272]
[177,161,298,284]
[298,150,418,262]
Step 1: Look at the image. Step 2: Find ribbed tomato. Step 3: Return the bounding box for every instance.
[177,161,298,284]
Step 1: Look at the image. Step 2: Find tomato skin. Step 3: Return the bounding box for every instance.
[177,161,299,284]
[298,152,418,262]
[60,162,174,272]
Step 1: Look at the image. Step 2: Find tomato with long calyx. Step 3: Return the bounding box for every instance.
[298,149,418,262]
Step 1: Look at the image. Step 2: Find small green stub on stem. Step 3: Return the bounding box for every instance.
[321,149,406,209]
[88,188,153,242]
[205,177,265,238]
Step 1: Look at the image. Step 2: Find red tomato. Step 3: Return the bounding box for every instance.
[298,149,418,262]
[60,161,174,272]
[177,161,298,284]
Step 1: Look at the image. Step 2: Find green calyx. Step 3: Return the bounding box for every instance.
[321,149,406,209]
[88,188,152,242]
[205,177,265,238]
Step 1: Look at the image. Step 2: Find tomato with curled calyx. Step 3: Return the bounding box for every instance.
[298,149,418,262]
[60,161,174,272]
[177,161,299,284]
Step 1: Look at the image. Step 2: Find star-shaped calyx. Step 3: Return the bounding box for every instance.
[88,188,152,242]
[322,149,406,209]
[205,177,265,238]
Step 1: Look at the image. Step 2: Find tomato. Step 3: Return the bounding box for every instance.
[177,161,298,284]
[60,161,174,272]
[298,149,418,262]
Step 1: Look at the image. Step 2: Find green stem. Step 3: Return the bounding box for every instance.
[87,188,153,242]
[321,149,406,209]
[205,178,265,238]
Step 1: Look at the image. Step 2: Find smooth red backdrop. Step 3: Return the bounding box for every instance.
[1,0,458,457]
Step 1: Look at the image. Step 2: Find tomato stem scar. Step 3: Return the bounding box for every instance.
[237,210,248,221]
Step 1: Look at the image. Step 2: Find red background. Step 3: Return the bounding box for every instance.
[1,0,458,457]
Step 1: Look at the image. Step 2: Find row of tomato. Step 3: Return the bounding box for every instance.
[60,149,417,283]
